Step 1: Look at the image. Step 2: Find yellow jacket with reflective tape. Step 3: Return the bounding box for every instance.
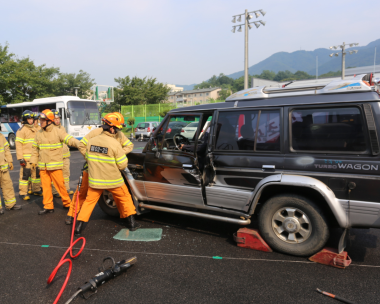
[0,134,12,172]
[55,124,70,158]
[30,123,80,170]
[15,124,38,161]
[78,127,133,158]
[85,132,128,189]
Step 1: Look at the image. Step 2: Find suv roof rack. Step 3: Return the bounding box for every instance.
[226,74,379,102]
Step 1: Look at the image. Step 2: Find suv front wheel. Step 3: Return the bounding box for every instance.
[258,194,329,257]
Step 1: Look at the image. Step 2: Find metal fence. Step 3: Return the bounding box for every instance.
[120,100,224,127]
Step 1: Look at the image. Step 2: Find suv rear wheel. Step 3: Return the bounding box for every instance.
[98,190,120,217]
[258,194,329,257]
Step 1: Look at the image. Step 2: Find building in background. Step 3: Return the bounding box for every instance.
[166,84,183,92]
[167,87,221,106]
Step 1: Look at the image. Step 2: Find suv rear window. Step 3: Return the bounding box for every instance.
[137,123,149,128]
[291,107,367,152]
[215,109,281,151]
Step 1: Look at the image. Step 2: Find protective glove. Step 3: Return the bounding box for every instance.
[19,159,26,167]
[9,163,14,170]
[30,163,37,170]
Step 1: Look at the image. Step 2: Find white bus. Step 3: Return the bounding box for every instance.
[0,96,101,148]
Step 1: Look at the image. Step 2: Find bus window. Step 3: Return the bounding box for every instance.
[1,109,8,122]
[67,101,100,125]
[8,108,22,122]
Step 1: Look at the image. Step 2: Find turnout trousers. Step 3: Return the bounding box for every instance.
[67,170,89,217]
[40,169,71,209]
[52,158,70,194]
[20,163,41,195]
[77,184,136,222]
[0,170,16,209]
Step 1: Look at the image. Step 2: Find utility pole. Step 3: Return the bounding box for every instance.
[329,42,359,80]
[316,56,318,80]
[232,9,266,90]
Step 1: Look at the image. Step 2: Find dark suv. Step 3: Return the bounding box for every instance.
[99,74,380,257]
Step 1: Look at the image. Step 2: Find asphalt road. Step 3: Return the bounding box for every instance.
[1,142,380,304]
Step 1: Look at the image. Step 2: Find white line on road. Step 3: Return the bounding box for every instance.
[0,241,379,268]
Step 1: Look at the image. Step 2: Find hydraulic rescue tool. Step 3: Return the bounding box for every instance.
[48,168,86,304]
[64,256,137,303]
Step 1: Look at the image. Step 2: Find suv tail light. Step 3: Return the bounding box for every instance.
[181,129,184,132]
[147,127,150,132]
[167,128,172,133]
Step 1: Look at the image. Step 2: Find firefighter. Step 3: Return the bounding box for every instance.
[74,114,139,235]
[0,133,22,214]
[28,112,41,195]
[34,113,41,131]
[29,109,80,215]
[51,109,74,198]
[16,110,42,200]
[66,112,133,225]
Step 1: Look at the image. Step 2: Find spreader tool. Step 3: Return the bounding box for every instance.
[64,256,137,304]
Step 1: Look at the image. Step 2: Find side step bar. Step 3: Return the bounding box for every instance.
[139,203,251,225]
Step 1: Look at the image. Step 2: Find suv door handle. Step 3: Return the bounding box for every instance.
[183,164,193,169]
[262,165,275,170]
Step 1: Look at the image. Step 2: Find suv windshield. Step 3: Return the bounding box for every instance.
[67,101,100,125]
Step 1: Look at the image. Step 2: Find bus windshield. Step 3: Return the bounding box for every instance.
[67,101,100,125]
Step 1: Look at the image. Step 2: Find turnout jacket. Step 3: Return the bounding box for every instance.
[30,123,79,170]
[55,124,70,158]
[78,127,133,157]
[0,134,12,171]
[85,132,128,189]
[15,124,38,161]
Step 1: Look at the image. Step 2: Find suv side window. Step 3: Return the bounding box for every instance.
[215,109,281,151]
[291,107,367,152]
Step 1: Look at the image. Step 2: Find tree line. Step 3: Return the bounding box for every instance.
[194,70,342,98]
[0,44,170,108]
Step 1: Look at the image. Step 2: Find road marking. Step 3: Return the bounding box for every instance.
[0,241,379,268]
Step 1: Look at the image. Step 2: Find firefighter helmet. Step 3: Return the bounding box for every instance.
[112,112,126,127]
[102,113,123,129]
[40,109,55,122]
[22,110,34,124]
[51,109,61,118]
[32,112,40,120]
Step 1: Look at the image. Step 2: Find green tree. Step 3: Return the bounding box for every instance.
[114,76,170,105]
[53,70,95,99]
[259,70,276,80]
[0,43,60,104]
[218,89,231,100]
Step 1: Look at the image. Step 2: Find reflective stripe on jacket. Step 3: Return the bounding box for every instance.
[15,124,38,161]
[85,132,128,189]
[30,123,79,170]
[0,134,12,172]
[55,124,70,158]
[78,127,134,157]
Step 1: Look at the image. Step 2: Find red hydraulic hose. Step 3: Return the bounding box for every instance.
[47,188,86,304]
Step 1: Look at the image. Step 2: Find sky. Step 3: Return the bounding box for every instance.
[1,0,380,86]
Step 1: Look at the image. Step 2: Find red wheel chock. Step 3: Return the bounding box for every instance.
[233,228,272,252]
[309,247,351,269]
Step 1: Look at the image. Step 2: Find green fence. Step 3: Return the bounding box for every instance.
[121,104,176,127]
[103,101,225,128]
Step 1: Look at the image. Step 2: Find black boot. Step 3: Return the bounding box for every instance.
[0,207,4,215]
[8,204,22,210]
[65,216,73,225]
[38,208,54,215]
[33,190,43,196]
[126,214,141,231]
[75,221,85,236]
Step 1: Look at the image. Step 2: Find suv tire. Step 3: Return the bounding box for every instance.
[258,194,329,257]
[98,190,120,217]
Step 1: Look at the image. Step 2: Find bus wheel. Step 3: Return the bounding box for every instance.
[8,133,16,149]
